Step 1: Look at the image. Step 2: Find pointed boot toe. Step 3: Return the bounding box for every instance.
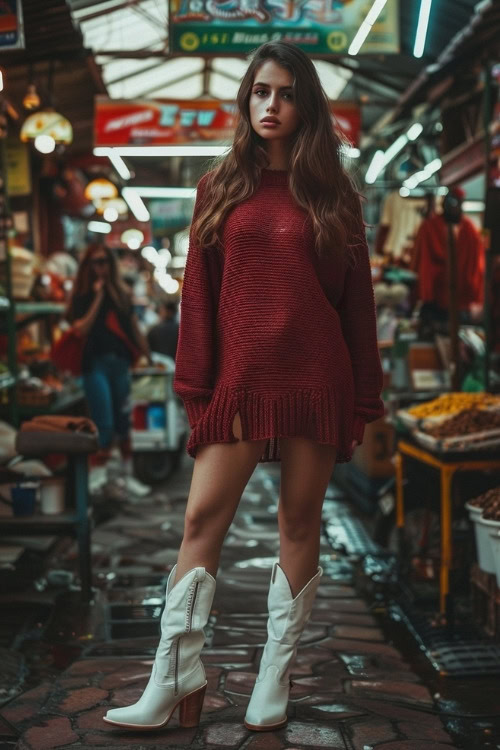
[244,666,289,731]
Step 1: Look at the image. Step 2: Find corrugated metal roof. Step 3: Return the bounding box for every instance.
[65,0,484,134]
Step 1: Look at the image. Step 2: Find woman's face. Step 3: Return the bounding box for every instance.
[90,249,110,280]
[249,59,300,143]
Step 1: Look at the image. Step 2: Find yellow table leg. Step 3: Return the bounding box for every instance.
[395,451,404,528]
[440,466,455,614]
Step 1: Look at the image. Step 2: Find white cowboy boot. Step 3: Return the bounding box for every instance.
[103,564,216,730]
[244,562,322,731]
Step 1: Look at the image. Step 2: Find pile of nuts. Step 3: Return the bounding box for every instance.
[468,487,500,520]
[426,407,500,438]
[409,392,500,419]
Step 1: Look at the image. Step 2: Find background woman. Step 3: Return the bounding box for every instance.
[66,242,150,471]
[104,40,384,733]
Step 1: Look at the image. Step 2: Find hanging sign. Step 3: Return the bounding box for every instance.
[95,96,360,146]
[0,0,24,51]
[332,101,361,147]
[94,97,237,146]
[169,0,399,55]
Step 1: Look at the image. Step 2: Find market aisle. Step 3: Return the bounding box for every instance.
[2,451,458,750]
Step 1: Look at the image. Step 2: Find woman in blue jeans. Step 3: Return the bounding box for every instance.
[66,242,150,467]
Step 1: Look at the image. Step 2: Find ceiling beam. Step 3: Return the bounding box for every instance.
[77,0,144,23]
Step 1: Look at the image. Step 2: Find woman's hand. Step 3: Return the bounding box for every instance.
[93,278,105,295]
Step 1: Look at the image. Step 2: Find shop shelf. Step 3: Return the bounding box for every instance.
[17,387,84,417]
[0,507,91,530]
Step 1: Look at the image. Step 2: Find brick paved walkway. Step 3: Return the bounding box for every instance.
[0,454,459,750]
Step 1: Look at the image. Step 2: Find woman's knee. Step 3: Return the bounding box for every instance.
[183,503,225,542]
[278,507,321,542]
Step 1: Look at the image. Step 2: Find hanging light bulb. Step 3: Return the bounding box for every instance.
[103,206,119,222]
[34,134,56,154]
[84,178,118,204]
[23,84,40,110]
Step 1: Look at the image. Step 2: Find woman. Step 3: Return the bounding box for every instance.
[104,41,384,733]
[66,243,150,468]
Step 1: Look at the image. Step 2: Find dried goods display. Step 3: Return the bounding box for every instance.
[468,488,500,509]
[426,407,500,438]
[408,393,500,419]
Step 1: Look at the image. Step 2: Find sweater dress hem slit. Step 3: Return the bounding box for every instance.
[185,380,355,464]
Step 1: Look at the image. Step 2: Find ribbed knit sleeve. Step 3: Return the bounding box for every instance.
[173,173,224,429]
[337,213,385,444]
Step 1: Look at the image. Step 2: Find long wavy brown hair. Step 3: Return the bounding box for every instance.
[193,40,364,263]
[66,243,132,323]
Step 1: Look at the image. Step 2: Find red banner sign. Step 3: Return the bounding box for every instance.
[94,97,361,147]
[94,97,237,146]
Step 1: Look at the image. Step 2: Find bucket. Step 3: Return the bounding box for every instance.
[475,515,500,574]
[488,528,500,588]
[465,501,484,568]
[11,482,38,516]
[40,477,65,514]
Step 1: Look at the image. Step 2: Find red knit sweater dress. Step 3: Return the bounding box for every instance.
[173,168,385,463]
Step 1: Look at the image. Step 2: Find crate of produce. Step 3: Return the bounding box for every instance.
[413,405,500,452]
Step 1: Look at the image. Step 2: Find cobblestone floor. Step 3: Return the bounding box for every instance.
[0,452,463,749]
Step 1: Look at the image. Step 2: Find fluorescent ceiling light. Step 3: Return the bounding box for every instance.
[400,187,410,197]
[95,146,230,158]
[122,187,150,222]
[366,122,424,183]
[403,157,442,190]
[365,150,385,184]
[132,187,196,199]
[349,0,388,55]
[414,0,433,58]
[88,220,112,234]
[382,134,408,165]
[96,147,131,180]
[407,123,423,141]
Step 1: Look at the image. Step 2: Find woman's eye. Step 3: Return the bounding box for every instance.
[283,93,293,100]
[255,89,267,96]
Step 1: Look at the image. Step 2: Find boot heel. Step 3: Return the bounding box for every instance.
[178,683,206,727]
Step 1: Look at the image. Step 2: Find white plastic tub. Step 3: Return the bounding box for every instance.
[40,477,65,514]
[465,500,485,568]
[488,528,500,588]
[475,515,500,574]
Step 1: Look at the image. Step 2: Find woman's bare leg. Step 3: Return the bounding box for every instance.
[278,437,337,596]
[174,412,268,583]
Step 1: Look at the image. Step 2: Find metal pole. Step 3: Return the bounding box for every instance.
[446,222,460,391]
